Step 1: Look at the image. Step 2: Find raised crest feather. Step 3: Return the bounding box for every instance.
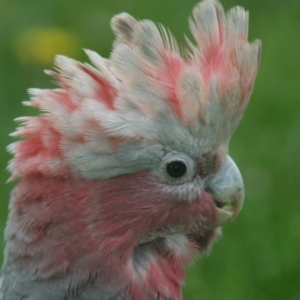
[9,0,261,180]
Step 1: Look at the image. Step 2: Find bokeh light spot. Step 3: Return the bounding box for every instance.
[15,28,80,66]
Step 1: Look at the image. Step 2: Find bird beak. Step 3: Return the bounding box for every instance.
[205,155,245,226]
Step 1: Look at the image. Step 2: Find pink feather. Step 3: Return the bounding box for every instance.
[1,1,261,299]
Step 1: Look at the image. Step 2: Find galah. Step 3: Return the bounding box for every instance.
[0,0,261,299]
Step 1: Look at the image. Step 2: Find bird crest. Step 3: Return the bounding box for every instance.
[8,0,261,180]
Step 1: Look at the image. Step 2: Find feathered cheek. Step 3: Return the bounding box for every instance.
[160,178,203,202]
[191,191,219,228]
[160,180,218,229]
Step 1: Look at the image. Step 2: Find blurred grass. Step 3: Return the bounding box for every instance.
[0,0,300,299]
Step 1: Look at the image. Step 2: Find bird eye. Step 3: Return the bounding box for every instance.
[166,161,187,178]
[159,151,196,184]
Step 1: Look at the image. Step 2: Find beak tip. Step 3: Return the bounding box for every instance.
[206,156,245,226]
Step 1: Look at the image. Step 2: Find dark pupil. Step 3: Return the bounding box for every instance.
[166,161,187,178]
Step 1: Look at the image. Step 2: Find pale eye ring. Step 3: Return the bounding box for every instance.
[159,152,196,184]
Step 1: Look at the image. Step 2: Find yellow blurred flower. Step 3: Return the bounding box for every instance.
[15,27,80,66]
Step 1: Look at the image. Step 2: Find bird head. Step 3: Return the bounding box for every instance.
[4,0,261,298]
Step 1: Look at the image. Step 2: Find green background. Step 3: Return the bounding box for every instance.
[0,0,299,299]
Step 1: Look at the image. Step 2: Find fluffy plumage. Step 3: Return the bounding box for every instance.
[0,0,261,299]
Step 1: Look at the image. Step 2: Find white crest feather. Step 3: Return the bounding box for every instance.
[9,0,261,180]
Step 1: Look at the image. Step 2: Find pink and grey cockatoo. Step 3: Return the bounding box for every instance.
[0,0,261,299]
